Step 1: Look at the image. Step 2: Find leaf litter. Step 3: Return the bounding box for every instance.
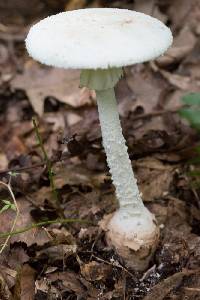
[0,0,200,299]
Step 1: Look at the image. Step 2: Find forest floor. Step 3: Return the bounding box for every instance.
[0,0,200,299]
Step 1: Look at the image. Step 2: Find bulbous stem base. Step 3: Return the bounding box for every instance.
[101,207,159,271]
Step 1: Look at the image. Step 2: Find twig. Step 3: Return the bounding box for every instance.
[0,156,69,176]
[0,161,51,176]
[0,178,19,253]
[91,254,135,278]
[131,106,182,122]
[0,218,90,239]
[32,118,59,206]
[183,287,200,292]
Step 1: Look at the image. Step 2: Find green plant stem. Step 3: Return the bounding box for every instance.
[0,218,89,238]
[0,179,19,253]
[32,118,61,211]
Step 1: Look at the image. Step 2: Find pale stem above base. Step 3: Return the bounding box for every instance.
[96,88,144,213]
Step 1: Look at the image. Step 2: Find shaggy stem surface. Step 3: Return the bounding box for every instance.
[96,88,144,212]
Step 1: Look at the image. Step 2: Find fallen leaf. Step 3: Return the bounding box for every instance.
[81,261,112,282]
[167,0,199,30]
[126,66,167,114]
[159,70,190,90]
[65,111,83,126]
[143,270,193,300]
[156,25,196,68]
[47,271,85,296]
[12,61,93,116]
[0,197,51,247]
[156,46,194,68]
[135,157,176,201]
[134,0,167,23]
[0,153,8,171]
[65,0,87,10]
[4,135,28,161]
[0,266,17,290]
[44,113,65,131]
[14,264,36,300]
[0,271,13,300]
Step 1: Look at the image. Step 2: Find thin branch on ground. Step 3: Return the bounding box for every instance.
[0,218,90,239]
[91,254,135,278]
[0,156,69,176]
[0,178,19,253]
[131,106,182,122]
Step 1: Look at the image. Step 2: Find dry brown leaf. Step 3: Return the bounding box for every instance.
[12,61,93,116]
[0,198,51,247]
[65,111,83,126]
[18,265,36,300]
[35,277,58,296]
[156,25,196,67]
[180,39,200,80]
[54,164,94,189]
[159,70,190,90]
[143,270,193,300]
[44,113,66,131]
[0,153,8,171]
[0,266,17,290]
[65,0,87,10]
[4,135,28,161]
[151,61,190,90]
[134,0,167,23]
[3,246,29,271]
[174,26,196,49]
[125,67,176,140]
[167,0,199,30]
[0,271,13,300]
[81,261,112,282]
[47,271,85,295]
[156,46,194,67]
[135,157,175,201]
[66,0,101,10]
[126,66,167,114]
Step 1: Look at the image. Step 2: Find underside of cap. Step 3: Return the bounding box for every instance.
[26,8,173,70]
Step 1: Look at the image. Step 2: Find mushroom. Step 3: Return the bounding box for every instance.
[26,8,173,270]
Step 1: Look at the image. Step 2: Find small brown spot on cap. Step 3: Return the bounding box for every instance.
[122,19,133,25]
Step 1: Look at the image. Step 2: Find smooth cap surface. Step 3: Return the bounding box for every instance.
[26,8,173,69]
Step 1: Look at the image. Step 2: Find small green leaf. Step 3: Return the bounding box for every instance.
[188,170,200,177]
[182,93,200,106]
[8,171,19,177]
[189,157,200,164]
[191,181,200,189]
[0,204,10,214]
[2,200,12,205]
[179,108,200,130]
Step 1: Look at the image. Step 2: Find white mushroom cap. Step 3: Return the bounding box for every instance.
[26,8,173,69]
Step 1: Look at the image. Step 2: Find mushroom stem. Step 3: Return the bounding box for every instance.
[81,68,159,270]
[96,88,143,212]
